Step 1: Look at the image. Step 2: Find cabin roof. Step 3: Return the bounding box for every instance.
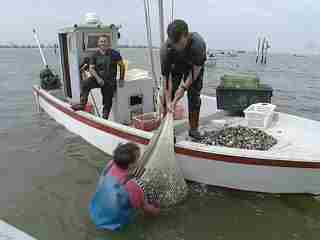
[59,24,117,33]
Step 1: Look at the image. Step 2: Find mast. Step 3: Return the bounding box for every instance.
[143,0,158,87]
[158,0,165,45]
[264,40,270,64]
[171,0,174,23]
[256,37,261,64]
[260,37,266,64]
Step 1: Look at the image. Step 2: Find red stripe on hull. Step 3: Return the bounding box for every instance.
[175,146,320,169]
[33,87,320,169]
[33,87,149,145]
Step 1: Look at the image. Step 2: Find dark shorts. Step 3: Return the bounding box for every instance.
[171,67,204,112]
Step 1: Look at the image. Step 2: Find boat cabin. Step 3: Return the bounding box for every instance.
[57,13,155,125]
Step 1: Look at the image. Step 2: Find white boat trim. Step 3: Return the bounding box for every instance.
[32,86,320,194]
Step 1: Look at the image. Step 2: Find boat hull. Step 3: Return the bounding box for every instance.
[33,86,320,194]
[0,220,36,240]
[176,148,320,194]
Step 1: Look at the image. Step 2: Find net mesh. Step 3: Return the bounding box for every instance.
[134,113,188,207]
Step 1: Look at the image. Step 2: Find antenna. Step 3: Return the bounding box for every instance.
[32,29,48,67]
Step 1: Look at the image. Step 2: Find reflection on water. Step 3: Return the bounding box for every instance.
[1,48,320,239]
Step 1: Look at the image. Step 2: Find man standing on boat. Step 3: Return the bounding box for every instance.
[72,35,125,119]
[161,19,207,140]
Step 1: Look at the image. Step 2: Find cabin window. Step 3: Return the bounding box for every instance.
[85,33,112,51]
[130,95,143,106]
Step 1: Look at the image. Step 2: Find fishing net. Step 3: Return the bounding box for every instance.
[134,113,188,207]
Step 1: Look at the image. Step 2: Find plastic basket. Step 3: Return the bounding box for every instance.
[132,112,161,131]
[243,103,276,129]
[220,73,260,89]
[84,103,93,113]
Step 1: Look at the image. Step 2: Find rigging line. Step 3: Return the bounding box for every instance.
[147,0,158,85]
[146,0,162,115]
[89,92,101,118]
[158,0,165,45]
[171,0,174,22]
[143,0,158,88]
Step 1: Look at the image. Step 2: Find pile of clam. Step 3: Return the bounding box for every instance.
[142,167,188,207]
[194,126,277,151]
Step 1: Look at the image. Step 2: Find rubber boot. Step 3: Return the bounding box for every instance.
[71,96,87,111]
[102,108,110,120]
[188,111,202,140]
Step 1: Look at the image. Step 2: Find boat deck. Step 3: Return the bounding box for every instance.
[175,109,320,163]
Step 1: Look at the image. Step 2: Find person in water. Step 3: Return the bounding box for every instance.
[160,19,207,140]
[72,35,125,119]
[89,142,160,231]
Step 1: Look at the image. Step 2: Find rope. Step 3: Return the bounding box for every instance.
[158,0,165,45]
[143,0,158,87]
[171,0,174,22]
[89,92,101,118]
[143,0,161,116]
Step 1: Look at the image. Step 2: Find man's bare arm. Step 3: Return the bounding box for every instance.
[171,65,202,109]
[183,65,202,89]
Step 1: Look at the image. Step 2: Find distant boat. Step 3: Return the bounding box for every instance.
[205,51,217,66]
[293,54,306,58]
[227,51,238,57]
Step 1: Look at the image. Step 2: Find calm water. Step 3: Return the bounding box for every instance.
[1,48,320,239]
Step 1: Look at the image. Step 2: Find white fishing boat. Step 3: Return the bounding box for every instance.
[32,11,320,195]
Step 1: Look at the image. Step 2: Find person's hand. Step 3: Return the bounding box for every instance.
[174,86,185,102]
[96,77,104,87]
[143,201,160,216]
[119,79,124,88]
[152,200,160,208]
[164,96,171,113]
[168,101,176,113]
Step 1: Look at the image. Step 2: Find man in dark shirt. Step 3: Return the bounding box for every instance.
[160,19,206,139]
[72,35,125,119]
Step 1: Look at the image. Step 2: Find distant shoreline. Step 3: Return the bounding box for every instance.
[0,45,55,49]
[0,46,317,55]
[0,45,158,49]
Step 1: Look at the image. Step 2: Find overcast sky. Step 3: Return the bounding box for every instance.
[2,0,320,53]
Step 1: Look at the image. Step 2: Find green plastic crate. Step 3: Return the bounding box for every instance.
[220,73,260,89]
[216,84,273,113]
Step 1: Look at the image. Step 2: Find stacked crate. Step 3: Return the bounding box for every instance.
[216,73,273,113]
